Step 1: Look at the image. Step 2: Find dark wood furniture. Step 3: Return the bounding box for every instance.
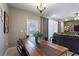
[16,40,28,56]
[20,38,68,56]
[16,45,23,56]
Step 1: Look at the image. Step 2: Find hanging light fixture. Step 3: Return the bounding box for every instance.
[74,12,79,20]
[36,3,47,13]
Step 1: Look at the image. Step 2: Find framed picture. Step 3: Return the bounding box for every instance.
[4,11,9,33]
[27,19,39,35]
[0,8,3,22]
[0,8,2,16]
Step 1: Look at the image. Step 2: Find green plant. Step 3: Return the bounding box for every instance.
[33,31,43,39]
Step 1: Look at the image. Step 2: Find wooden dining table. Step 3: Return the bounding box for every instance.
[21,38,69,56]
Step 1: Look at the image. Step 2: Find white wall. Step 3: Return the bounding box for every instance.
[8,6,40,47]
[0,3,8,55]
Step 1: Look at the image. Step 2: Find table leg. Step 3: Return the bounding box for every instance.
[66,51,67,56]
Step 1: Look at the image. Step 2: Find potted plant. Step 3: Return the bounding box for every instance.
[33,31,43,44]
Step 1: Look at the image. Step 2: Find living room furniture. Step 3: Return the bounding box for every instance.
[53,33,79,55]
[20,38,68,56]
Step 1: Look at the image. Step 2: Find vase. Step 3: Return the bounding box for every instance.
[35,38,39,44]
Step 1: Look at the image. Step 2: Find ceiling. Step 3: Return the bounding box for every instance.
[8,3,79,21]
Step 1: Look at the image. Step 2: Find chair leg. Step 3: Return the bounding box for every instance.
[71,53,76,56]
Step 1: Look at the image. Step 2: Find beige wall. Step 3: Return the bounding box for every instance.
[58,21,64,33]
[8,6,40,47]
[61,22,64,32]
[0,3,8,55]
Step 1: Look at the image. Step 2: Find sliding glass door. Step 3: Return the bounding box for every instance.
[48,19,58,42]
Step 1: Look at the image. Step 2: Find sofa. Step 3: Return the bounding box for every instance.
[53,33,79,54]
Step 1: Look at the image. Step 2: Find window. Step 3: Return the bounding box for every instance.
[48,19,58,40]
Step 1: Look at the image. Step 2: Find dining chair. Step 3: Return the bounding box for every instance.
[17,40,28,56]
[16,45,23,56]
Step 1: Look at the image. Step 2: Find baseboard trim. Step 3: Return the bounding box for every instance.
[4,48,9,56]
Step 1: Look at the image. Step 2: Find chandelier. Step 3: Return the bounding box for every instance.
[36,3,47,13]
